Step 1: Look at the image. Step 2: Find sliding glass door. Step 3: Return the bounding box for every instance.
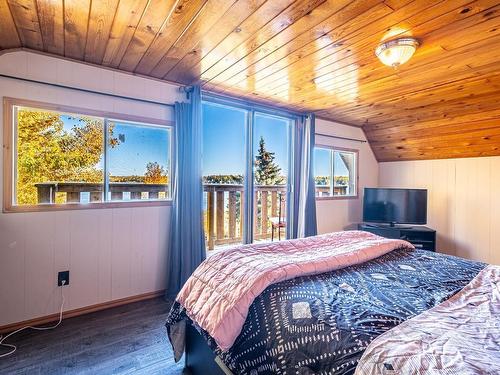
[252,113,291,242]
[202,102,247,250]
[202,102,293,251]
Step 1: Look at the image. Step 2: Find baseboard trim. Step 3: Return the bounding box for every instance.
[0,289,166,334]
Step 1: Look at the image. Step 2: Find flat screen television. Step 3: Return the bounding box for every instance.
[363,188,427,226]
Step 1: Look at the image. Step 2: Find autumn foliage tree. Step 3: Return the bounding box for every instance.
[144,162,168,184]
[16,109,119,205]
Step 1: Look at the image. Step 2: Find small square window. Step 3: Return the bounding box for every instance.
[107,120,171,202]
[314,147,358,198]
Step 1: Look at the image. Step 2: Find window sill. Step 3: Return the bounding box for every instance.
[316,195,358,201]
[3,200,172,213]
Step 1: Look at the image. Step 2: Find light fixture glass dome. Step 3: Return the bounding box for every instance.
[375,38,419,67]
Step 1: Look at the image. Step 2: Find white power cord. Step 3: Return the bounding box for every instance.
[0,280,66,358]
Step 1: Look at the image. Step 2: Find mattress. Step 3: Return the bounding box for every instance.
[166,248,485,374]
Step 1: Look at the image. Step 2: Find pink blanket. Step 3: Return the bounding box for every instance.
[177,230,413,350]
[355,265,500,374]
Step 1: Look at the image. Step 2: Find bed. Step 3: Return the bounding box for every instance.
[165,231,499,375]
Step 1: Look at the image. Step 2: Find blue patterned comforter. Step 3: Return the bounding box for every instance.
[167,248,485,374]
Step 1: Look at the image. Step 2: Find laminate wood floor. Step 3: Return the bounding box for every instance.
[0,297,184,374]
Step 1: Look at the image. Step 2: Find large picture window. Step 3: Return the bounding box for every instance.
[4,98,172,212]
[314,146,358,198]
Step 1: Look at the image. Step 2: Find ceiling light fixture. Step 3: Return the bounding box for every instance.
[375,38,419,67]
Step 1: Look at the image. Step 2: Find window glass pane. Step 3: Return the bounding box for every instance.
[314,147,332,197]
[253,113,290,242]
[15,106,104,205]
[334,151,356,196]
[107,121,171,201]
[202,102,247,251]
[313,147,357,197]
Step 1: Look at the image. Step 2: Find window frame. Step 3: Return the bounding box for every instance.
[314,144,359,200]
[201,99,295,246]
[3,97,174,213]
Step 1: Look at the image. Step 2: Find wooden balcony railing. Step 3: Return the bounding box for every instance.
[35,182,168,203]
[204,184,287,250]
[203,184,349,250]
[316,185,348,196]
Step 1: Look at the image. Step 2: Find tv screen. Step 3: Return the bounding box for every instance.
[363,188,427,225]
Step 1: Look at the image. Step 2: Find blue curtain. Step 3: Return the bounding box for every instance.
[166,86,206,299]
[290,114,317,238]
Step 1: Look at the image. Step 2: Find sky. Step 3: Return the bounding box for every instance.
[108,121,170,177]
[61,115,170,176]
[60,105,348,179]
[202,102,290,176]
[314,148,349,177]
[202,103,348,178]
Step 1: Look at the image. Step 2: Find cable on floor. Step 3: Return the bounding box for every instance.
[0,280,66,358]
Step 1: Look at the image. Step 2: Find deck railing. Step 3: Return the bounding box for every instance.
[203,184,287,250]
[316,185,348,196]
[203,184,347,250]
[35,182,168,203]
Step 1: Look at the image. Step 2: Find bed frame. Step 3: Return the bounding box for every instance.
[184,323,229,375]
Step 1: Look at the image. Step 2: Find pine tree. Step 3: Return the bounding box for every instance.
[254,136,283,185]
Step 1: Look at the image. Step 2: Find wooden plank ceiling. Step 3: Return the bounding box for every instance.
[1,0,499,162]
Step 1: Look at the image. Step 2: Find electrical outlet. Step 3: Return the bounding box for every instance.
[58,271,69,286]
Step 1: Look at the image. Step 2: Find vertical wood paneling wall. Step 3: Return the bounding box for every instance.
[0,51,183,326]
[379,159,500,265]
[314,119,379,234]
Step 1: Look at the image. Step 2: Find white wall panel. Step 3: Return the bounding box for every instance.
[141,206,161,294]
[0,213,27,324]
[97,209,113,304]
[53,211,71,309]
[69,210,101,310]
[24,213,56,319]
[379,157,500,265]
[490,158,500,265]
[110,208,133,301]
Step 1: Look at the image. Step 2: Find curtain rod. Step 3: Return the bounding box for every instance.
[315,132,367,143]
[0,73,175,108]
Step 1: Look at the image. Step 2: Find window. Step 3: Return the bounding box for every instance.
[107,120,171,202]
[202,102,247,250]
[202,101,293,251]
[314,146,357,198]
[253,113,291,242]
[4,98,172,212]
